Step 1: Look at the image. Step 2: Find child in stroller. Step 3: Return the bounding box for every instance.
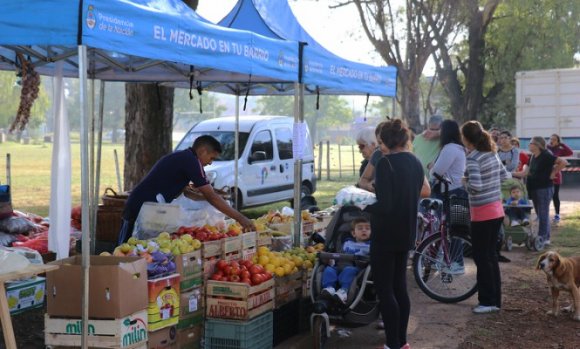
[504,185,531,227]
[320,217,371,303]
[309,205,379,348]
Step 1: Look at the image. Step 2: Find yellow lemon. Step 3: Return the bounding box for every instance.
[257,246,270,256]
[274,267,286,277]
[283,263,293,275]
[258,255,270,266]
[265,264,276,273]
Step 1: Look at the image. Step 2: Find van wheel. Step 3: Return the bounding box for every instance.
[230,188,243,210]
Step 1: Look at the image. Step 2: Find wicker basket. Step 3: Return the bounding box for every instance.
[183,185,231,201]
[96,205,124,242]
[101,187,129,207]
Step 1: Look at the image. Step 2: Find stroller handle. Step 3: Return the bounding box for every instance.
[317,252,370,264]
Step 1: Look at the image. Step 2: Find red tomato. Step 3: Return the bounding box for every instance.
[249,264,264,275]
[223,265,232,276]
[230,261,240,270]
[241,277,252,285]
[229,274,240,282]
[214,270,224,278]
[216,260,228,271]
[210,274,222,281]
[262,272,272,280]
[251,273,263,285]
[240,270,251,280]
[230,267,241,276]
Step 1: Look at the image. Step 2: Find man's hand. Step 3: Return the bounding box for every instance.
[238,216,256,232]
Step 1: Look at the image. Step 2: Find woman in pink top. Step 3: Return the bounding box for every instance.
[461,121,511,315]
[547,134,573,223]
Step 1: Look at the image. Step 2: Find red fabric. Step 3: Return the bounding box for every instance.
[470,200,504,222]
[517,151,529,172]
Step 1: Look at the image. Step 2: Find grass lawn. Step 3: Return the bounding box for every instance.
[553,210,580,256]
[0,142,359,218]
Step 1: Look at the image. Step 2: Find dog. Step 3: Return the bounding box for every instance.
[536,251,580,321]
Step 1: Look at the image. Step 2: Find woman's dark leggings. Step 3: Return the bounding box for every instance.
[471,218,503,308]
[371,250,409,349]
[552,184,561,215]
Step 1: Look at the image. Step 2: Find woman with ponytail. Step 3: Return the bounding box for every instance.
[460,121,511,314]
[367,119,430,349]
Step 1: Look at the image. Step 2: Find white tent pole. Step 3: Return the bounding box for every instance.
[292,82,304,247]
[234,94,239,207]
[78,45,91,349]
[91,80,105,253]
[89,78,96,254]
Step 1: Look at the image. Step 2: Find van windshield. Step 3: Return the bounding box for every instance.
[175,131,250,161]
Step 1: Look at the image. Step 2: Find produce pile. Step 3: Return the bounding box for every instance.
[251,245,322,277]
[173,222,242,241]
[209,259,272,286]
[253,210,317,236]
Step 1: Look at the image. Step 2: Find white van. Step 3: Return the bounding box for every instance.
[175,116,316,209]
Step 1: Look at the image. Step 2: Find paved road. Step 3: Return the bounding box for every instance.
[275,186,580,349]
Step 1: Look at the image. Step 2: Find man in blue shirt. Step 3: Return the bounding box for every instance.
[118,135,255,243]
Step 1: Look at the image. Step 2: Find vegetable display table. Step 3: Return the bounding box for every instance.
[0,264,59,349]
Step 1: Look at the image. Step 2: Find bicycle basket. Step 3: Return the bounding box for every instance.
[449,196,470,228]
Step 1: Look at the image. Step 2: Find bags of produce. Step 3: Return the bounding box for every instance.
[334,185,377,209]
[0,217,35,235]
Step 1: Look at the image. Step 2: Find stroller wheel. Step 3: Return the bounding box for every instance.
[504,236,513,251]
[532,236,545,252]
[312,315,329,349]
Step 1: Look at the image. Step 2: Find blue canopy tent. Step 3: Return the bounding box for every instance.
[0,1,299,347]
[203,0,397,242]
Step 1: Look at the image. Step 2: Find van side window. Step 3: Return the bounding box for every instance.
[275,127,293,160]
[250,130,273,162]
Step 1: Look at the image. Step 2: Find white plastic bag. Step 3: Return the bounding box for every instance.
[334,185,377,209]
[0,249,30,275]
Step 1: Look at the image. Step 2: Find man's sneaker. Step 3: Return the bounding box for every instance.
[498,254,511,263]
[521,218,530,226]
[553,214,560,223]
[401,344,411,349]
[334,288,348,303]
[320,287,336,299]
[544,240,551,245]
[443,262,465,275]
[510,219,521,227]
[472,305,500,314]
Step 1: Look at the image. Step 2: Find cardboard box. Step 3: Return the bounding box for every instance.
[176,324,202,349]
[148,273,180,331]
[205,279,274,321]
[5,276,45,314]
[179,287,203,319]
[179,273,202,292]
[46,256,148,319]
[45,309,148,348]
[175,250,202,280]
[148,325,176,349]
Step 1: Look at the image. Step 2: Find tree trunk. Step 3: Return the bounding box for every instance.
[462,7,486,123]
[124,84,174,191]
[399,73,422,132]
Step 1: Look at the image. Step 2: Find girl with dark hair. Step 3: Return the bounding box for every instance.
[367,119,430,349]
[547,134,573,223]
[430,119,466,199]
[461,121,510,314]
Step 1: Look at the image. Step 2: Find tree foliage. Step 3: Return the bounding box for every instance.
[342,0,456,130]
[254,95,352,142]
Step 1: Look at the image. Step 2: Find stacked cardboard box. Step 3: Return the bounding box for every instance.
[44,256,149,348]
[5,276,45,314]
[175,250,204,349]
[147,274,180,332]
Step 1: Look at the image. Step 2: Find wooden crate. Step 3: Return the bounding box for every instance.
[241,231,257,250]
[205,279,274,321]
[301,269,313,298]
[274,273,302,308]
[221,235,242,261]
[45,309,148,349]
[96,205,124,242]
[201,240,222,259]
[256,234,272,247]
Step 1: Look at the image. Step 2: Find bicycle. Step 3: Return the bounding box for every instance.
[412,173,478,303]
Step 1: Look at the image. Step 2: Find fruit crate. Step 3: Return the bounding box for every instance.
[256,234,272,248]
[274,272,302,308]
[175,250,202,280]
[205,279,274,321]
[221,235,242,261]
[273,298,299,346]
[301,268,313,298]
[44,309,148,349]
[204,311,273,349]
[241,231,256,250]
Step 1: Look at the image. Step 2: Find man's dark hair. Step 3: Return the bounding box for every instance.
[500,130,512,138]
[193,135,222,153]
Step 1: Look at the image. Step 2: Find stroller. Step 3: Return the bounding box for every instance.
[309,205,380,349]
[499,178,542,251]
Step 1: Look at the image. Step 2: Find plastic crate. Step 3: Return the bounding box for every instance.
[204,311,273,349]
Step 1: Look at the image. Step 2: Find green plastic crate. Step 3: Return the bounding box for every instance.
[204,311,273,349]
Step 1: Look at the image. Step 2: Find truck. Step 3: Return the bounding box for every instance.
[515,68,580,151]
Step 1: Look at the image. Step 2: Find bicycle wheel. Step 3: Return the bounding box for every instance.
[412,233,477,303]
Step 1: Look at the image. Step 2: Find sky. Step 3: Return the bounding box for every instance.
[195,0,389,114]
